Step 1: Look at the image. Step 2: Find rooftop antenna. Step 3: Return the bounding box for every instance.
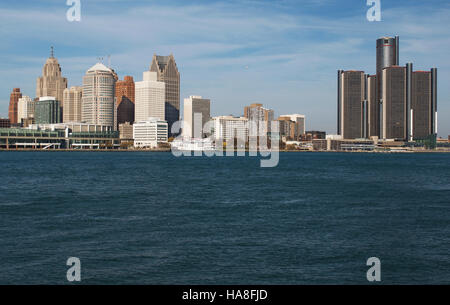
[50,46,54,58]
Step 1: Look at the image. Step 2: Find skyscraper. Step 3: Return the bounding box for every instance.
[183,96,211,139]
[8,88,22,125]
[244,103,274,137]
[135,71,165,123]
[63,86,83,123]
[382,66,407,140]
[367,75,378,137]
[376,36,399,137]
[115,76,135,129]
[150,54,180,135]
[82,63,116,127]
[36,47,68,113]
[337,70,365,139]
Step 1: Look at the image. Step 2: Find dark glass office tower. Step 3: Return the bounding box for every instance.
[376,36,399,137]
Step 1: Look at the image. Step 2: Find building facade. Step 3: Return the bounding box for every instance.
[34,97,61,124]
[36,48,68,114]
[63,86,82,123]
[212,116,248,142]
[150,54,180,135]
[8,88,22,125]
[115,76,135,129]
[17,96,35,123]
[337,70,366,139]
[135,71,165,123]
[133,118,168,148]
[82,63,116,128]
[244,103,274,137]
[183,96,211,139]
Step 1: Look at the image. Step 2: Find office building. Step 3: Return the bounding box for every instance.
[17,96,35,123]
[337,70,366,139]
[135,71,165,123]
[36,47,68,114]
[244,103,274,137]
[8,88,22,125]
[82,63,116,127]
[279,114,306,139]
[0,118,10,128]
[150,54,180,135]
[183,96,211,139]
[212,116,248,142]
[63,86,82,123]
[34,97,61,124]
[115,76,135,129]
[133,117,168,148]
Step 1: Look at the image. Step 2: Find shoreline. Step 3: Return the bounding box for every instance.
[1,148,449,153]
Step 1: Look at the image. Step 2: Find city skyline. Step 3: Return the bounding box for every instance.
[0,0,449,136]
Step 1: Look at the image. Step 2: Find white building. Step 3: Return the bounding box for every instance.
[82,63,116,128]
[212,116,248,142]
[135,71,165,123]
[183,96,211,139]
[133,117,168,148]
[17,96,35,122]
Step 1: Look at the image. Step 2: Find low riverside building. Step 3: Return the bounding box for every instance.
[0,123,119,150]
[133,118,168,148]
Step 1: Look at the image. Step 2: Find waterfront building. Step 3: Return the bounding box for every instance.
[244,103,274,137]
[115,76,135,129]
[183,96,211,139]
[367,74,378,137]
[337,70,366,139]
[150,54,180,135]
[279,114,306,140]
[17,96,35,123]
[34,97,61,124]
[8,88,22,125]
[212,116,248,142]
[82,63,116,128]
[63,86,82,123]
[36,47,68,115]
[133,117,168,148]
[135,71,165,123]
[0,118,10,128]
[119,122,134,140]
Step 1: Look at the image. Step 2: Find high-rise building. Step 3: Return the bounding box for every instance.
[34,97,61,124]
[279,114,306,139]
[150,54,180,135]
[63,86,82,123]
[244,103,274,137]
[135,71,165,123]
[212,116,249,142]
[337,70,366,139]
[115,76,135,129]
[183,96,211,139]
[36,47,68,114]
[82,63,116,127]
[17,96,35,123]
[382,66,407,140]
[133,118,168,148]
[8,88,22,125]
[367,75,378,137]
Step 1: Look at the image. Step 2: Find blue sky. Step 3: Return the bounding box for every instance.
[0,0,449,136]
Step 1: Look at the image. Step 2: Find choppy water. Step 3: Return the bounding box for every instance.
[0,151,449,284]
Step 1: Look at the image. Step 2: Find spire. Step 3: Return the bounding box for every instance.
[50,46,54,58]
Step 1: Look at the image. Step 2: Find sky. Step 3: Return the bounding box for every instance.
[0,0,449,136]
